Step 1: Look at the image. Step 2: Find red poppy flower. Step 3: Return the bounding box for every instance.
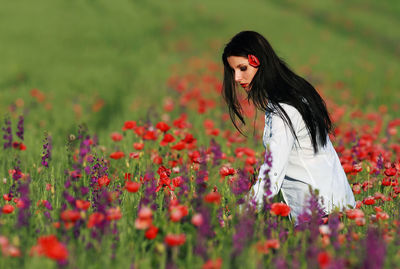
[143,130,157,140]
[204,192,221,205]
[164,234,186,247]
[219,166,235,177]
[133,142,144,150]
[152,154,163,165]
[106,207,122,221]
[270,203,291,217]
[342,163,353,173]
[206,128,220,136]
[97,175,110,188]
[255,239,280,254]
[110,151,125,160]
[172,176,183,188]
[245,156,257,166]
[135,207,153,230]
[352,183,361,194]
[156,121,171,132]
[352,163,362,173]
[188,150,201,163]
[202,258,223,269]
[163,97,174,112]
[374,192,385,200]
[155,174,174,193]
[171,141,186,150]
[60,210,80,222]
[75,200,91,211]
[170,208,183,222]
[138,207,153,219]
[2,204,14,214]
[157,165,171,177]
[15,198,25,208]
[381,177,391,186]
[234,147,255,158]
[70,170,81,179]
[2,244,21,257]
[203,119,214,129]
[376,211,389,221]
[87,212,105,228]
[33,235,68,262]
[19,143,26,151]
[124,121,136,130]
[355,201,363,209]
[173,114,188,129]
[125,181,140,193]
[182,133,195,143]
[169,204,188,222]
[191,213,204,227]
[355,217,366,226]
[248,54,260,67]
[160,133,175,146]
[134,126,145,136]
[317,251,331,269]
[384,167,397,176]
[346,209,364,219]
[394,186,400,194]
[145,225,159,240]
[363,196,375,205]
[3,194,12,201]
[110,132,123,142]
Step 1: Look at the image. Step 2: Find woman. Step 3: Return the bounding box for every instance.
[221,31,355,222]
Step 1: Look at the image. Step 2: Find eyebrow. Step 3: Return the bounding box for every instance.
[236,63,246,68]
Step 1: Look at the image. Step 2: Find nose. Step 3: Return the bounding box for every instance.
[234,71,242,83]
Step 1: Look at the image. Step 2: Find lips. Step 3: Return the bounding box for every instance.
[240,83,248,88]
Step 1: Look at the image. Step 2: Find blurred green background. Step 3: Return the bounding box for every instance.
[1,0,399,141]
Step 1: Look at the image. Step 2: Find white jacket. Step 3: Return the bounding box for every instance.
[251,103,356,214]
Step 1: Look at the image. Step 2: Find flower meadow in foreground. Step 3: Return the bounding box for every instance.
[1,57,400,268]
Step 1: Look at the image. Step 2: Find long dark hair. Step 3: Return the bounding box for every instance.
[222,31,332,153]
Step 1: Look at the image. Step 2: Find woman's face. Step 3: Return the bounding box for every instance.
[227,56,259,92]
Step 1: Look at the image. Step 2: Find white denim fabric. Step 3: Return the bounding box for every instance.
[280,175,312,222]
[251,103,356,217]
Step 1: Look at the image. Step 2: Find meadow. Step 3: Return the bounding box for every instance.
[1,0,400,268]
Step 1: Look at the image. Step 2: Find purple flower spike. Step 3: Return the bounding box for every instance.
[232,169,250,196]
[16,177,31,228]
[41,134,52,168]
[2,116,13,149]
[210,139,223,166]
[232,207,255,257]
[362,227,387,269]
[16,115,24,140]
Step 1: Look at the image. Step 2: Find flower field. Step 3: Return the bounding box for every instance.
[1,56,400,268]
[1,0,400,268]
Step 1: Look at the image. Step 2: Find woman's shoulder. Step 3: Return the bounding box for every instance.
[268,102,301,119]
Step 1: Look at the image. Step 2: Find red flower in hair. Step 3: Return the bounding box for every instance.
[248,54,260,67]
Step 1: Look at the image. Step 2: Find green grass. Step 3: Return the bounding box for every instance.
[1,0,399,123]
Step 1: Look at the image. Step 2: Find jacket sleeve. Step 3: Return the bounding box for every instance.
[250,104,299,207]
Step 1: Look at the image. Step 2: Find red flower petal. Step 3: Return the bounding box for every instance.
[248,54,260,67]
